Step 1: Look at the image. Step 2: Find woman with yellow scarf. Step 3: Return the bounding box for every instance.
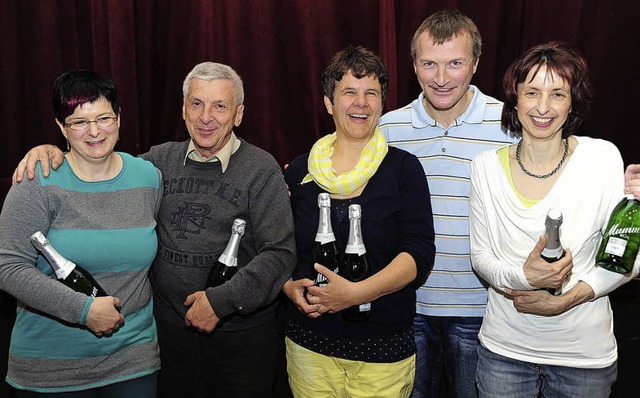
[282,45,435,398]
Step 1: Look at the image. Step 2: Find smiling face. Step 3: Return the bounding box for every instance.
[57,96,120,163]
[516,65,572,140]
[324,70,382,142]
[182,78,244,158]
[413,30,478,124]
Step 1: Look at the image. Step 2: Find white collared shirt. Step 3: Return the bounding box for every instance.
[183,132,241,172]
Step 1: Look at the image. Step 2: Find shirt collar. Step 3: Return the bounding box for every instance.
[183,131,241,172]
[412,85,486,128]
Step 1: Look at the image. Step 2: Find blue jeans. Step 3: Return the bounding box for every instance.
[411,314,481,398]
[476,344,617,398]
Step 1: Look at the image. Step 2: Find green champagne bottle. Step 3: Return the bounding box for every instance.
[596,194,640,274]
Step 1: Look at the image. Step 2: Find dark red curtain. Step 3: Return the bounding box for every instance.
[1,1,639,396]
[2,0,638,198]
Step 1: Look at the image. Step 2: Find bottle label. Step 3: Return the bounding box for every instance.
[345,244,366,256]
[541,247,563,259]
[606,223,640,236]
[315,273,328,287]
[315,232,336,245]
[359,302,371,312]
[54,268,71,280]
[218,253,237,267]
[604,236,628,257]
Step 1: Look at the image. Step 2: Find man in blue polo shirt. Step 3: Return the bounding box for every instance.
[379,10,517,398]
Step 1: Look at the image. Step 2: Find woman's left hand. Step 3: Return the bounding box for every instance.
[505,288,566,316]
[506,280,595,316]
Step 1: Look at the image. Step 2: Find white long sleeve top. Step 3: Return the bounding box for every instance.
[469,135,638,368]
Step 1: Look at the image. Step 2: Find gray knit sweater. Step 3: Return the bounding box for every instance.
[143,139,296,331]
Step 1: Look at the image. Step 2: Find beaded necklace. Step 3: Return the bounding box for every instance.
[516,138,569,179]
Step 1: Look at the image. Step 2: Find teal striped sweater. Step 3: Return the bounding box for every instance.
[0,152,162,392]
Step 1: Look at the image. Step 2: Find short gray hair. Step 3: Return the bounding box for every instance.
[182,62,245,105]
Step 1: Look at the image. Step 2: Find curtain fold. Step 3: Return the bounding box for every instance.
[379,0,397,111]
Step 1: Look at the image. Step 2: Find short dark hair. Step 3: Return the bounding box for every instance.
[501,41,592,138]
[411,10,482,63]
[53,70,120,123]
[321,45,388,105]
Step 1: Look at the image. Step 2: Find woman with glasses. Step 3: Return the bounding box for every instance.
[0,70,162,397]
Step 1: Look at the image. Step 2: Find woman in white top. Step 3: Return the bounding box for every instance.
[469,41,640,397]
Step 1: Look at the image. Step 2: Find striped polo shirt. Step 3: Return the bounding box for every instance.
[379,85,517,317]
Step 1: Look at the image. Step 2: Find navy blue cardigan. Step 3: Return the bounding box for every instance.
[284,146,435,341]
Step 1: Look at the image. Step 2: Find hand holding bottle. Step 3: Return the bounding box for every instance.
[305,263,367,315]
[86,296,124,337]
[523,235,573,292]
[282,277,321,318]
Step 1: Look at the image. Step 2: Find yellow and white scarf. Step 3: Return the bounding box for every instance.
[302,128,388,195]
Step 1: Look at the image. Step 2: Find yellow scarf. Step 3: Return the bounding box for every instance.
[302,128,388,195]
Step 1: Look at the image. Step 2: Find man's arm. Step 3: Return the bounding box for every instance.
[204,165,297,318]
[12,144,65,183]
[13,144,155,183]
[185,154,296,332]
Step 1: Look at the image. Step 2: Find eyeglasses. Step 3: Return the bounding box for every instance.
[64,116,118,132]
